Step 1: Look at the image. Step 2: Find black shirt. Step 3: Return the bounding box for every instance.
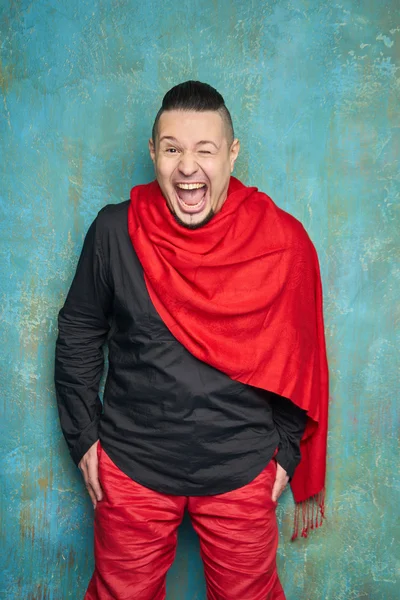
[55,201,307,495]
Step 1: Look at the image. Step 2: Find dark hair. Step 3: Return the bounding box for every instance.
[152,80,234,143]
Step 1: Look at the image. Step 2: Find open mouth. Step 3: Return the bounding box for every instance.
[174,182,208,214]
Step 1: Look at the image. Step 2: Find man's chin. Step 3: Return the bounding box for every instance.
[171,208,216,230]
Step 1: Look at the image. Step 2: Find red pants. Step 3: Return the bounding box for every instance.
[85,444,286,600]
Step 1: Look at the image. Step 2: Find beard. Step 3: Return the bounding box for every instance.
[171,208,216,230]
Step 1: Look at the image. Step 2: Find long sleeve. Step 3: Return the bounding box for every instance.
[270,394,307,480]
[55,215,112,465]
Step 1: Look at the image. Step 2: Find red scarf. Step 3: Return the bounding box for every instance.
[128,177,329,539]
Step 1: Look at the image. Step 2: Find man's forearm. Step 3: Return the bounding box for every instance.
[270,394,307,479]
[55,306,106,464]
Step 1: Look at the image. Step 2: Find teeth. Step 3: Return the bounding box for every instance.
[176,183,206,190]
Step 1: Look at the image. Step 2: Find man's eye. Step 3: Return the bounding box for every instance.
[199,150,211,155]
[166,148,178,154]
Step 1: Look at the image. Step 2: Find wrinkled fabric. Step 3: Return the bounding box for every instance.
[55,201,307,495]
[128,177,329,505]
[85,443,286,600]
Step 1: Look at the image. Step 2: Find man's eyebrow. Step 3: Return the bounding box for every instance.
[159,136,179,144]
[196,140,219,149]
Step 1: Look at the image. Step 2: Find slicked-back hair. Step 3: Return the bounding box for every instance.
[152,80,234,144]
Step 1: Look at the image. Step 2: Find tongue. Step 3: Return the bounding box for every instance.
[176,187,206,205]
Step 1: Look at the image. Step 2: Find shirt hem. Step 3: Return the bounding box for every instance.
[99,438,277,497]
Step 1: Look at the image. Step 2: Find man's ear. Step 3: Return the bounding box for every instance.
[149,138,155,163]
[230,139,240,172]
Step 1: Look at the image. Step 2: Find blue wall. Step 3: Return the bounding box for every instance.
[0,1,398,598]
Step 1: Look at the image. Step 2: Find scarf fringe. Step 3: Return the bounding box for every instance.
[291,488,325,541]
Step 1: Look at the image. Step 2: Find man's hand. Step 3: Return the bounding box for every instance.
[271,461,289,502]
[78,440,103,508]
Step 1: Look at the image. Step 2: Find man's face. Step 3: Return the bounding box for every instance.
[149,110,240,229]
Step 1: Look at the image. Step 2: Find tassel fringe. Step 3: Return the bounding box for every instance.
[291,488,325,541]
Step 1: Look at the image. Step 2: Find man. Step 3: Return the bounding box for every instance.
[55,81,329,600]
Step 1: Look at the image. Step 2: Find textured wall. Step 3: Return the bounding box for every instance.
[0,1,399,599]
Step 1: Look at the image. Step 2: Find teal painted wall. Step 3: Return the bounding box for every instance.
[1,1,399,598]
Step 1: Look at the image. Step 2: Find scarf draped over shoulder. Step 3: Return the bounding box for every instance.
[128,177,329,539]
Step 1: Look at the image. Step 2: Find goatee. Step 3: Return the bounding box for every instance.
[172,209,215,230]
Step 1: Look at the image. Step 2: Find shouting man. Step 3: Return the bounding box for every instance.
[55,81,329,600]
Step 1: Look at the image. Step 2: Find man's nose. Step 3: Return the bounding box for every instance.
[178,152,198,176]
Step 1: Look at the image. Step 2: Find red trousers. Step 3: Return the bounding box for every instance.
[85,443,286,600]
